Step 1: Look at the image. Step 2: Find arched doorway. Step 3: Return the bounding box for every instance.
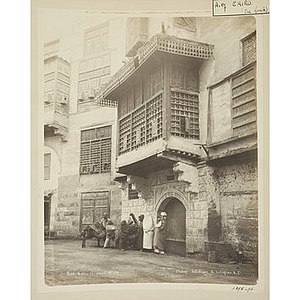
[158,197,186,256]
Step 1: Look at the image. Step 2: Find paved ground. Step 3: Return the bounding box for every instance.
[44,240,258,286]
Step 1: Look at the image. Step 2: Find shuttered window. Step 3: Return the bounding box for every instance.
[80,126,112,175]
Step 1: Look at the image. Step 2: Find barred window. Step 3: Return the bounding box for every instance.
[80,126,112,175]
[242,31,256,66]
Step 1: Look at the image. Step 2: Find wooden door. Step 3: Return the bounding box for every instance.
[160,197,186,256]
[80,191,110,229]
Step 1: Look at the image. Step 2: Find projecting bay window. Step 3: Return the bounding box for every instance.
[101,34,213,174]
[117,58,200,155]
[80,126,112,175]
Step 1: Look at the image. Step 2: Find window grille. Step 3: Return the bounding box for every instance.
[242,32,256,66]
[118,92,163,155]
[80,126,112,175]
[170,90,199,139]
[128,183,139,200]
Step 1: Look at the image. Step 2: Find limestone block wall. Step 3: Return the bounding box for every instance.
[185,193,207,254]
[196,152,258,263]
[216,155,258,262]
[53,173,122,237]
[54,174,81,237]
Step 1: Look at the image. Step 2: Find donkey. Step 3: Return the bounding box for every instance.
[80,222,106,248]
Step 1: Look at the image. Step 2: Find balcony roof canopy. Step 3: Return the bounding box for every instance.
[100,33,214,99]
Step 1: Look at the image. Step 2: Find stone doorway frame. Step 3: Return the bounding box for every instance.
[155,190,189,256]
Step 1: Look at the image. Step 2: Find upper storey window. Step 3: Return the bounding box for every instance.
[84,24,109,57]
[241,31,256,66]
[80,126,112,175]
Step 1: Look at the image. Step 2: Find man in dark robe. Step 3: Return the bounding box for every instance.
[118,214,139,250]
[130,213,144,251]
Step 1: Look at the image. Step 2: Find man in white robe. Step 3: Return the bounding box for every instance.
[143,214,154,250]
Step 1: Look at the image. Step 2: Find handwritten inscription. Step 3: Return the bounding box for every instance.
[213,0,269,16]
[232,286,255,293]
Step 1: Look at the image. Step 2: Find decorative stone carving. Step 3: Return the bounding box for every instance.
[173,162,199,193]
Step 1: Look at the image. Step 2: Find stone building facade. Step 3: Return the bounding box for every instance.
[43,15,258,264]
[43,19,126,237]
[101,16,258,263]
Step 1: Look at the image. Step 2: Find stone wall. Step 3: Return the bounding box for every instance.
[201,152,258,262]
[55,175,81,237]
[53,173,122,236]
[117,152,257,262]
[45,106,122,237]
[215,154,258,263]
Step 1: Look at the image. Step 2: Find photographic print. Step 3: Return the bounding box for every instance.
[32,0,269,299]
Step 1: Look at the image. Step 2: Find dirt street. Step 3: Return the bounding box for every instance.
[44,240,257,286]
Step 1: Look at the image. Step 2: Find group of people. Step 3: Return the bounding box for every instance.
[92,212,168,255]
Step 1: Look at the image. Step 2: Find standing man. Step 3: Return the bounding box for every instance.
[143,214,154,251]
[103,220,116,248]
[99,212,111,228]
[153,212,167,255]
[130,213,144,251]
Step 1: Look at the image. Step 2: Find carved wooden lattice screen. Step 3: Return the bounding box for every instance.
[80,126,112,174]
[119,91,163,155]
[170,89,199,139]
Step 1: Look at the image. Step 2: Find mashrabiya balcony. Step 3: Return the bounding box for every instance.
[100,34,214,176]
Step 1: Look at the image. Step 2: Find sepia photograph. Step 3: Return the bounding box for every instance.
[29,0,271,299]
[40,10,260,287]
